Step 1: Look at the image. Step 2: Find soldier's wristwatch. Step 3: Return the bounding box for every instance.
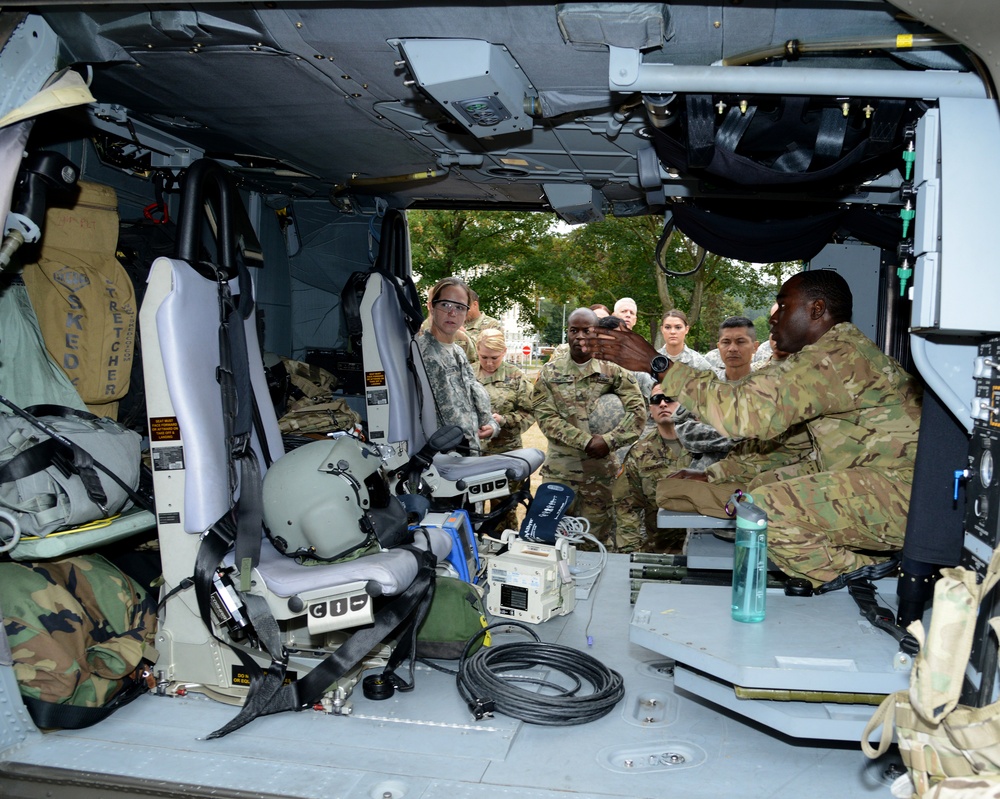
[650,354,669,377]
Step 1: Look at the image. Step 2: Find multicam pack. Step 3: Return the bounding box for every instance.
[0,553,157,729]
[276,356,361,435]
[862,546,1000,795]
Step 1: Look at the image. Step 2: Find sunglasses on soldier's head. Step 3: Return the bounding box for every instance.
[649,394,673,405]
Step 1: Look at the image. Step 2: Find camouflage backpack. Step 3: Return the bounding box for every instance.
[0,553,157,729]
[276,356,362,435]
[862,545,1000,796]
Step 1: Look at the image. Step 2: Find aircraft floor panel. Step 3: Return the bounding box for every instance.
[0,555,902,799]
[630,581,911,695]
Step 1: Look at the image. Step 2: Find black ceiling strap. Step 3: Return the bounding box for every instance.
[811,105,850,169]
[715,104,757,154]
[685,94,717,168]
[771,143,814,174]
[868,99,906,153]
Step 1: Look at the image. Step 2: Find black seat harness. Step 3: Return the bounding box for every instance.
[174,160,435,739]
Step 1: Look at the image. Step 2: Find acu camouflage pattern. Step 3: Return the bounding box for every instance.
[588,393,625,435]
[532,351,645,543]
[417,330,493,452]
[658,344,714,372]
[661,322,922,586]
[614,432,687,552]
[474,360,533,453]
[1,553,156,710]
[672,404,735,471]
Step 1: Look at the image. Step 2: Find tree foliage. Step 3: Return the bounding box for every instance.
[408,210,581,327]
[406,209,799,351]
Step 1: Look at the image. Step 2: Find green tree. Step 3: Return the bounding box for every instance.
[407,210,582,331]
[562,217,792,350]
[406,209,798,348]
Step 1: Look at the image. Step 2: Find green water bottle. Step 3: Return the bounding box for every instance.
[730,493,768,623]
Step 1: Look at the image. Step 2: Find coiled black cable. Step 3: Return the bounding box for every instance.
[456,621,625,726]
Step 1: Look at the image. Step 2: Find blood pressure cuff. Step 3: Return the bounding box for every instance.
[519,482,574,544]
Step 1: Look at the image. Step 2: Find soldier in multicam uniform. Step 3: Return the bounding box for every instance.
[463,288,504,365]
[532,307,645,545]
[591,270,922,587]
[658,309,714,372]
[474,330,533,453]
[668,316,762,471]
[615,387,689,553]
[474,329,534,531]
[417,277,499,453]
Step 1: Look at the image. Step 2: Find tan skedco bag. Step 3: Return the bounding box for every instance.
[862,547,1000,797]
[22,181,137,420]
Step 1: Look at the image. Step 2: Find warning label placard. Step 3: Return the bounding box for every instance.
[231,666,297,687]
[150,416,181,442]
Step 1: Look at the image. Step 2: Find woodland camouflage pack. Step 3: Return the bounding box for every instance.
[0,554,157,724]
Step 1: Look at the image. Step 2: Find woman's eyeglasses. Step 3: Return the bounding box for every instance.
[433,299,470,314]
[649,393,674,405]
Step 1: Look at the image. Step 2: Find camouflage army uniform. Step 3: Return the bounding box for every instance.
[465,312,504,353]
[754,339,773,364]
[419,316,479,364]
[660,322,922,586]
[615,432,688,552]
[474,360,533,453]
[475,360,533,530]
[532,351,645,543]
[672,404,736,471]
[659,343,714,372]
[416,330,495,453]
[656,423,816,520]
[703,344,771,379]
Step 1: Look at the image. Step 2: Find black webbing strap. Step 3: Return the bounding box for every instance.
[868,99,906,152]
[811,106,850,169]
[715,104,757,154]
[341,270,370,339]
[0,398,154,513]
[815,554,901,595]
[847,579,920,656]
[377,545,438,691]
[0,437,80,483]
[213,262,265,592]
[685,94,717,168]
[192,519,293,740]
[206,546,437,738]
[343,266,425,345]
[22,667,151,730]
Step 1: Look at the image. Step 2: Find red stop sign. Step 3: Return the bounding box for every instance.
[522,345,531,356]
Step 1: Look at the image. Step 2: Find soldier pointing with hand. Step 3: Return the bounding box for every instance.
[588,270,922,587]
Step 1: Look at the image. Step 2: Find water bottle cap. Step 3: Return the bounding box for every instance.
[725,490,753,517]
